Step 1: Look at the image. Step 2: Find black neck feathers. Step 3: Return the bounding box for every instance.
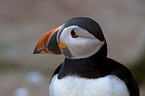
[58,43,108,79]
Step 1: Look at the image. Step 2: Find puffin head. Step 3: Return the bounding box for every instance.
[34,17,107,59]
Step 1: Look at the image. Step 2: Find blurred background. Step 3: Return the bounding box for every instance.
[0,0,145,96]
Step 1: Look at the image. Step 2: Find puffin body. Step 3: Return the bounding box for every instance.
[34,17,139,96]
[49,75,129,96]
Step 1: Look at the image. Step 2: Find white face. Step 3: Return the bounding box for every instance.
[59,26,105,59]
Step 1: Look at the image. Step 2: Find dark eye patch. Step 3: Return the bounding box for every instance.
[71,29,78,38]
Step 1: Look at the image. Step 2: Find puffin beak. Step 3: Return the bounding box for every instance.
[33,26,62,55]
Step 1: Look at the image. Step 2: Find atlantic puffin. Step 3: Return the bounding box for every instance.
[33,17,139,96]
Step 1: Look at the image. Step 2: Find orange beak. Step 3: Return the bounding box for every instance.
[33,26,62,54]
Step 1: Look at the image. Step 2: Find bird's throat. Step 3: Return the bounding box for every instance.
[58,53,107,79]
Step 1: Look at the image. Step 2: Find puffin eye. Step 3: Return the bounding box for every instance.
[71,29,78,38]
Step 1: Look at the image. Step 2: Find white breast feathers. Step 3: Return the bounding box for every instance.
[49,74,129,96]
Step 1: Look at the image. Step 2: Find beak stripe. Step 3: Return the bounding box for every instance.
[33,26,61,54]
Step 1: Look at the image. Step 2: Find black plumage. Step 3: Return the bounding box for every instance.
[52,51,139,96]
[50,17,139,96]
[34,17,139,96]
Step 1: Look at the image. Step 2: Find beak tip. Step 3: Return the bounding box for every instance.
[33,50,37,54]
[33,47,39,54]
[33,51,41,54]
[33,51,36,54]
